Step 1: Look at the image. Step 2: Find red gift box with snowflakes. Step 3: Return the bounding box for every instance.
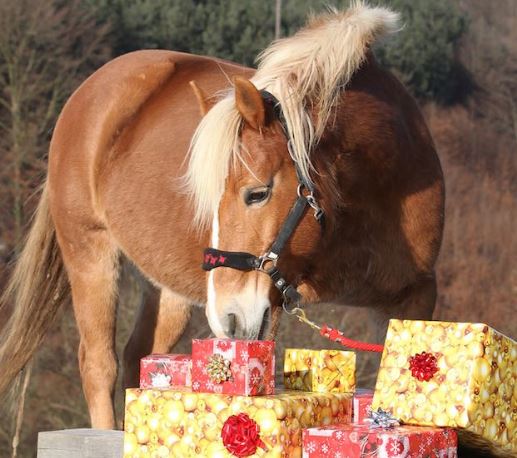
[353,389,374,424]
[302,424,457,458]
[139,354,191,389]
[191,338,275,396]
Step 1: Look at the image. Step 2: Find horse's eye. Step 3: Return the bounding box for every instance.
[244,187,270,206]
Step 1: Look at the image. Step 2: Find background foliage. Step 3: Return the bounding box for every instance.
[88,0,469,103]
[0,0,515,456]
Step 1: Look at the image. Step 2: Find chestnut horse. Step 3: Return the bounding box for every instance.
[0,5,444,429]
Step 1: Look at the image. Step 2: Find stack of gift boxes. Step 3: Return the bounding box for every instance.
[124,319,516,457]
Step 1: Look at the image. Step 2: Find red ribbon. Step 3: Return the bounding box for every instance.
[221,413,266,457]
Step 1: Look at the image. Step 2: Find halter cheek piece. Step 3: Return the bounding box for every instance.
[202,91,324,313]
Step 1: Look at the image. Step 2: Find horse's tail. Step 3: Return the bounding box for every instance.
[0,183,69,399]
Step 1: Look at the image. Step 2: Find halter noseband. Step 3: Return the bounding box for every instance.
[202,91,324,312]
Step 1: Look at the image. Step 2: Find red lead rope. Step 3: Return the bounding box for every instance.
[290,307,385,353]
[320,325,384,353]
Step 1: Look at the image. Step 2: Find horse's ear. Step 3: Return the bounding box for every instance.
[189,80,215,116]
[233,76,265,131]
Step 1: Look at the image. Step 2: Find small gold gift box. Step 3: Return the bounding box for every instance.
[371,319,516,452]
[283,349,356,393]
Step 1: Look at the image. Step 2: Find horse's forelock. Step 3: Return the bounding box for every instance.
[185,96,242,230]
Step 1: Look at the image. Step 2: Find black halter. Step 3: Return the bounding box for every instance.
[202,91,324,312]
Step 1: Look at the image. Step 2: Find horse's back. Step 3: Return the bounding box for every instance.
[48,50,249,206]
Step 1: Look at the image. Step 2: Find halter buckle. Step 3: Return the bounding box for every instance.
[257,252,279,273]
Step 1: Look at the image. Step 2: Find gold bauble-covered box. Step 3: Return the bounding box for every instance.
[371,319,516,452]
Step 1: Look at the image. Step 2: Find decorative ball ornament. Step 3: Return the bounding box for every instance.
[207,353,233,384]
[221,413,266,457]
[408,351,439,381]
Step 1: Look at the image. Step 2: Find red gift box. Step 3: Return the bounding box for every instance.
[139,354,191,389]
[191,338,275,396]
[302,424,457,458]
[353,388,374,424]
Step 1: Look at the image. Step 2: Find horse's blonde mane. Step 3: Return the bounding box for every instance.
[186,2,400,228]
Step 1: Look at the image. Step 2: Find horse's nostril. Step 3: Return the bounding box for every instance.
[227,313,237,338]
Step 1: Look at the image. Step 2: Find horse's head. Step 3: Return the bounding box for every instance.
[194,77,323,339]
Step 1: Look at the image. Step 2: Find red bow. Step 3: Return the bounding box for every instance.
[408,351,439,381]
[221,413,266,457]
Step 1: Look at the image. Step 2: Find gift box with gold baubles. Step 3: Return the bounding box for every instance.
[192,338,275,396]
[123,388,353,457]
[283,349,356,393]
[371,319,516,452]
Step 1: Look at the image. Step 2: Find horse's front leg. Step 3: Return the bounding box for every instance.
[122,288,192,389]
[368,273,437,343]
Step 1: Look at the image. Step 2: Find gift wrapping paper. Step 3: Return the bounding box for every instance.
[191,339,275,396]
[302,424,457,458]
[124,388,353,457]
[353,389,374,424]
[284,349,356,393]
[140,354,191,389]
[371,319,516,452]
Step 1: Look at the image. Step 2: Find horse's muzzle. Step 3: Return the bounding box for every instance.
[224,307,271,340]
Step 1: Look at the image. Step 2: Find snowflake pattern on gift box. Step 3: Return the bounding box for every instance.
[192,381,200,390]
[240,350,249,361]
[196,359,204,369]
[306,442,316,453]
[321,443,329,453]
[250,368,262,387]
[379,435,409,458]
[388,439,405,455]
